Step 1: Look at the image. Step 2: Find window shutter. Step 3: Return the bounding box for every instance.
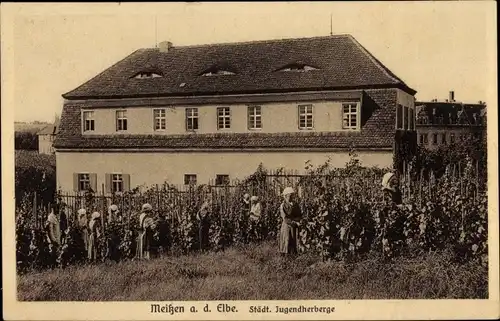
[123,174,130,192]
[73,173,79,192]
[90,173,97,192]
[105,173,112,194]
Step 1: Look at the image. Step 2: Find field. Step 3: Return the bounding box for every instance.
[17,240,487,301]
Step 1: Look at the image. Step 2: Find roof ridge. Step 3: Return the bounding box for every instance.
[346,35,402,85]
[150,34,352,50]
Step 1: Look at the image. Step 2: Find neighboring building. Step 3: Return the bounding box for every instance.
[54,35,417,193]
[415,91,486,150]
[37,117,60,154]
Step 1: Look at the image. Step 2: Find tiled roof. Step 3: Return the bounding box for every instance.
[37,122,59,135]
[416,101,486,125]
[63,35,415,99]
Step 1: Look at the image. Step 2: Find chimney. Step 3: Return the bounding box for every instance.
[159,41,173,53]
[449,91,455,102]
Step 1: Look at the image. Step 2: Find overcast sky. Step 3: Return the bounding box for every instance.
[4,2,497,123]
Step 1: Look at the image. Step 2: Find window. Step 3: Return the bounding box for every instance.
[217,107,231,130]
[83,111,95,132]
[298,104,314,130]
[184,174,197,185]
[74,173,96,192]
[78,174,91,191]
[419,134,428,145]
[111,174,123,193]
[153,108,166,131]
[133,72,163,79]
[116,110,128,131]
[277,63,319,72]
[409,108,415,130]
[396,104,403,129]
[248,106,262,130]
[433,133,438,145]
[215,174,230,186]
[186,108,199,131]
[342,103,358,130]
[201,70,235,76]
[441,133,447,145]
[450,133,455,144]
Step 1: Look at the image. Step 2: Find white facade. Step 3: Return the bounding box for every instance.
[56,150,393,192]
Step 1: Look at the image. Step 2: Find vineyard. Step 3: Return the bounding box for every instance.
[16,154,488,277]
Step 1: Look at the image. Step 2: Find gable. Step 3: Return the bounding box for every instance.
[63,35,416,99]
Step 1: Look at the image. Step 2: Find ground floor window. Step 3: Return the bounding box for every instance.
[112,174,123,193]
[78,174,90,191]
[184,174,197,185]
[215,174,230,186]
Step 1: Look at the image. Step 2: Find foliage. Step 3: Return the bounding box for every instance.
[15,155,488,274]
[15,151,56,208]
[15,131,39,150]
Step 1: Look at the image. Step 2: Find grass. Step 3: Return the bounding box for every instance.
[17,241,487,301]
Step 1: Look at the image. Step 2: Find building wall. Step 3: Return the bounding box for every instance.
[38,135,55,154]
[397,89,416,109]
[81,100,362,135]
[56,150,393,191]
[416,126,484,150]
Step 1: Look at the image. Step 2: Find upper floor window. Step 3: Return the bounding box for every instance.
[217,107,231,130]
[403,106,409,130]
[116,110,128,131]
[441,133,447,145]
[133,72,163,79]
[248,106,262,130]
[153,108,166,131]
[419,133,428,145]
[298,104,314,130]
[342,103,358,130]
[83,111,95,132]
[396,104,403,129]
[186,108,199,131]
[409,108,415,130]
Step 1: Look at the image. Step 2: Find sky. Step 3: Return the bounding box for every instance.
[4,2,497,123]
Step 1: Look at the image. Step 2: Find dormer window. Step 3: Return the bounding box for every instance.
[277,63,319,72]
[133,71,163,79]
[200,67,236,76]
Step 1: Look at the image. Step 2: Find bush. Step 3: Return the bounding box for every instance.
[15,155,487,273]
[15,132,38,150]
[15,151,56,208]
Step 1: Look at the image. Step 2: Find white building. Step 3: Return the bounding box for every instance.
[54,35,416,193]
